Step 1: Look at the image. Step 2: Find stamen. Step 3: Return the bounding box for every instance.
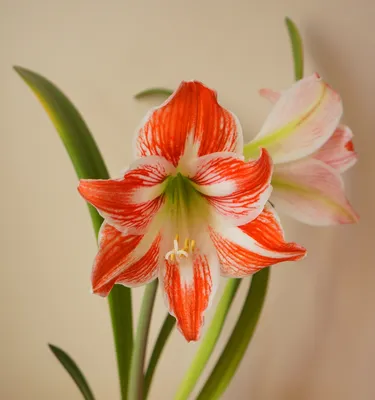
[190,240,196,252]
[165,235,195,261]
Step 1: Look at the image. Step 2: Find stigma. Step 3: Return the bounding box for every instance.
[165,235,195,261]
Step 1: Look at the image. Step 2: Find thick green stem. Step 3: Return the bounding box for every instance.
[128,280,159,400]
[197,269,270,400]
[174,279,241,400]
[144,314,176,398]
[108,286,133,400]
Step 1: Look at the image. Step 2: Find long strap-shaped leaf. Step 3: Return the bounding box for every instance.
[285,17,304,81]
[49,344,96,400]
[196,17,304,399]
[196,269,269,400]
[14,66,133,400]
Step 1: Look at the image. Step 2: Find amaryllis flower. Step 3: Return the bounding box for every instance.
[78,82,306,341]
[244,73,359,226]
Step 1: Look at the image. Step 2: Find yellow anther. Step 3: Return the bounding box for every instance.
[175,234,179,242]
[170,253,176,261]
[190,240,196,252]
[184,238,189,251]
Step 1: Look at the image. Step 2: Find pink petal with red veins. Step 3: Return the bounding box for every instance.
[272,158,359,225]
[78,156,173,233]
[191,149,273,226]
[209,205,306,277]
[136,81,243,166]
[313,125,357,173]
[92,223,161,297]
[245,74,343,163]
[160,251,219,342]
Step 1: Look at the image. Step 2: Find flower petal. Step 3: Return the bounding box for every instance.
[209,205,306,277]
[245,73,343,163]
[160,250,219,342]
[135,81,243,166]
[190,149,273,226]
[92,223,161,296]
[78,156,173,233]
[271,158,359,225]
[313,125,357,173]
[259,88,281,103]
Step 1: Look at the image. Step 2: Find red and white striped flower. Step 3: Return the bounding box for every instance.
[78,82,306,341]
[245,73,359,226]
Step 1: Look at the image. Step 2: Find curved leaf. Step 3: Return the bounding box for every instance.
[134,87,173,100]
[285,17,304,81]
[49,344,95,400]
[14,66,133,400]
[196,269,269,400]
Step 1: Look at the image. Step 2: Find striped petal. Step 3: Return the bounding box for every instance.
[190,149,273,226]
[271,158,359,225]
[78,156,173,233]
[92,223,161,296]
[209,205,306,277]
[160,250,219,342]
[313,125,357,173]
[245,73,342,163]
[135,81,243,166]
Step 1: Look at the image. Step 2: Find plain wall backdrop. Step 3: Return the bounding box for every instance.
[1,0,374,399]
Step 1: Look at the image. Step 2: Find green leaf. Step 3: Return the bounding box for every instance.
[145,314,176,398]
[13,66,109,235]
[49,344,95,400]
[134,87,173,100]
[285,17,304,81]
[14,66,133,400]
[196,269,270,400]
[174,279,241,400]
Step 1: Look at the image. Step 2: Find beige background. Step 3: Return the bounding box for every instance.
[1,0,374,399]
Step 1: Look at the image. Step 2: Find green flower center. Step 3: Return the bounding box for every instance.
[163,173,209,261]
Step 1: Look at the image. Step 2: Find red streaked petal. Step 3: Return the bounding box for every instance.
[136,81,243,166]
[272,158,359,225]
[245,74,343,163]
[160,251,219,342]
[92,223,161,296]
[209,205,306,277]
[313,125,357,172]
[78,156,172,233]
[191,149,273,226]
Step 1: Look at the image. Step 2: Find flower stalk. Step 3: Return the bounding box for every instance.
[128,280,159,400]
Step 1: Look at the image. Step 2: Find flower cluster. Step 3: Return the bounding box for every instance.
[78,75,357,341]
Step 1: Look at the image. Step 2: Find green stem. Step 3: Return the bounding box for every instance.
[145,314,176,398]
[197,269,270,400]
[128,280,159,400]
[108,286,133,400]
[174,279,241,400]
